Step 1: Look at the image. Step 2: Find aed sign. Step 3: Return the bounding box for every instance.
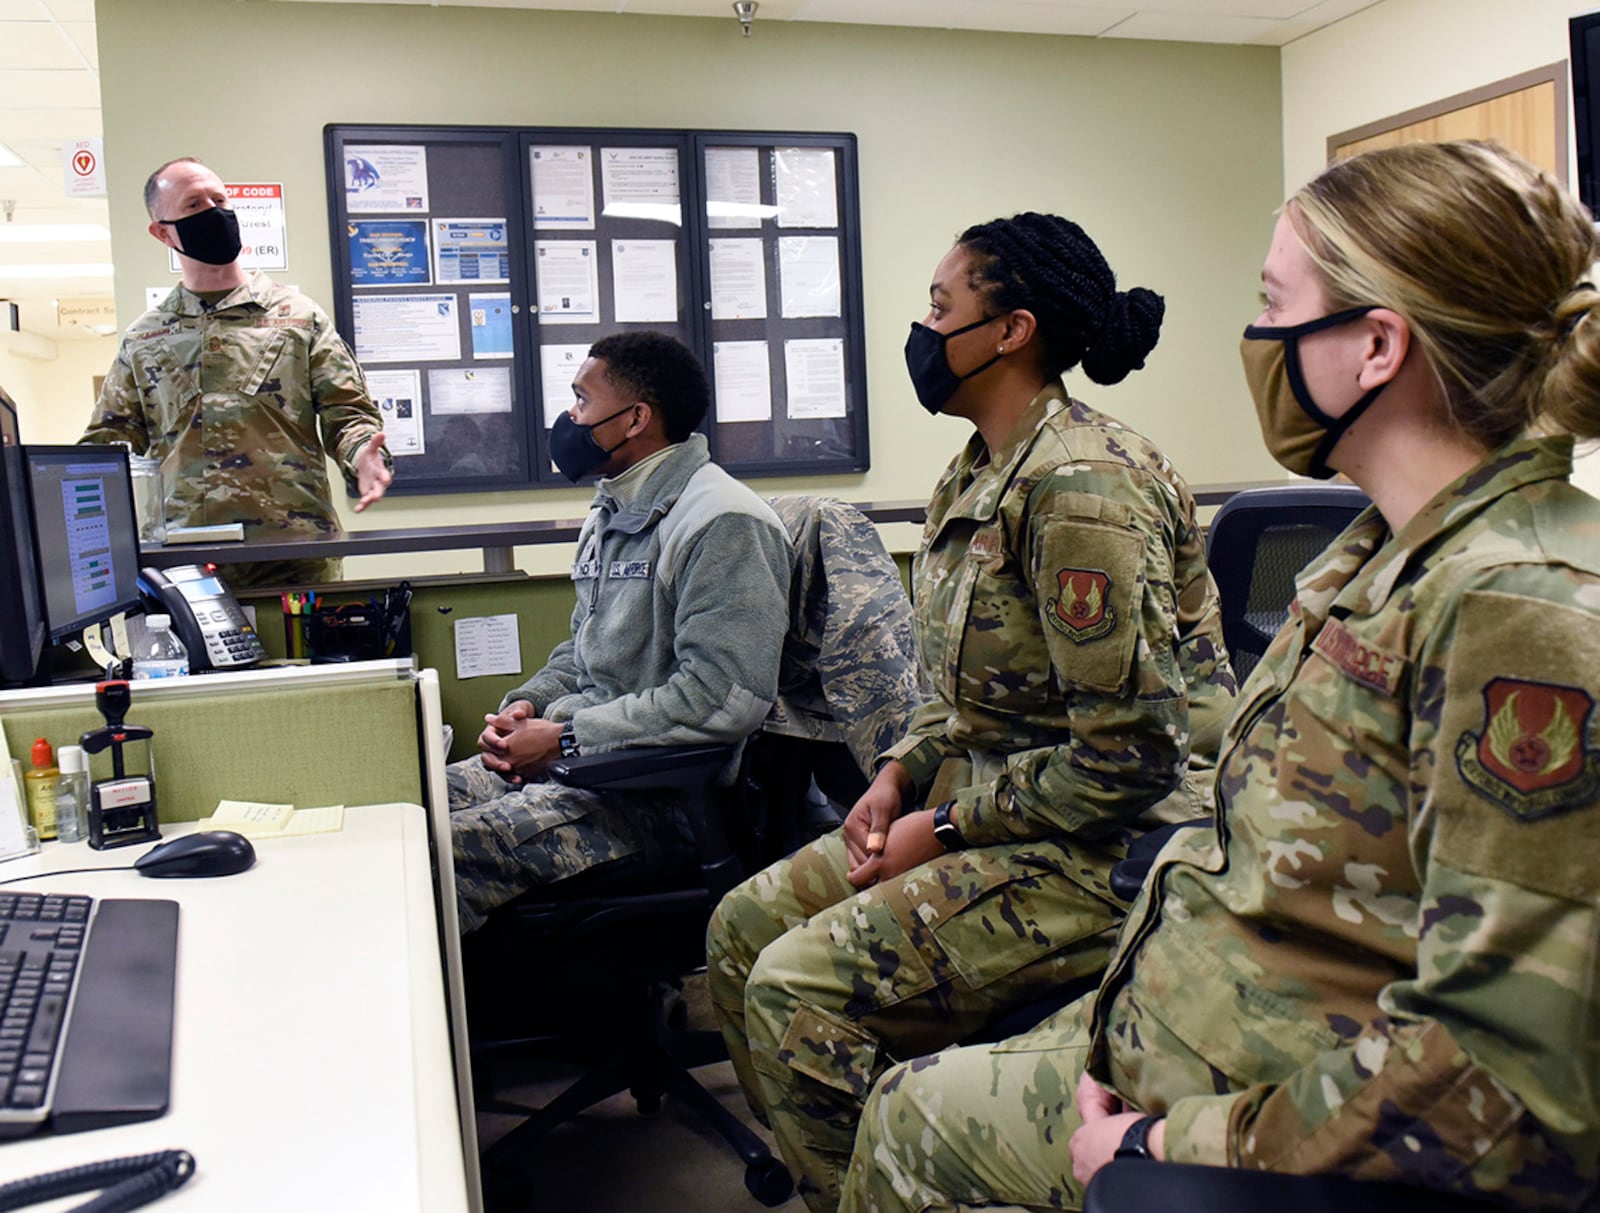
[63,138,106,197]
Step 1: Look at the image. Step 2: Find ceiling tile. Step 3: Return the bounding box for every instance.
[0,68,102,108]
[620,0,807,15]
[42,0,94,19]
[1098,10,1280,42]
[0,106,101,139]
[60,21,96,68]
[0,21,83,69]
[0,0,47,17]
[792,0,1128,37]
[1124,0,1311,16]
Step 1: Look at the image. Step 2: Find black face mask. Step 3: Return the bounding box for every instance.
[164,206,242,266]
[904,315,1003,415]
[548,405,635,483]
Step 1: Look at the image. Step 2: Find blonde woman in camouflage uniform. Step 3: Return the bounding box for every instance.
[706,212,1236,1212]
[843,141,1600,1212]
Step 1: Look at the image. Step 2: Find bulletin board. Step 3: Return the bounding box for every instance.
[324,124,868,494]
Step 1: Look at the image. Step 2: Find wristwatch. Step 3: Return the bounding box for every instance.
[558,724,581,759]
[931,799,966,851]
[1114,1115,1158,1161]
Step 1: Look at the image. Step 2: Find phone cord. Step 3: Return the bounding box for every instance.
[0,1149,195,1213]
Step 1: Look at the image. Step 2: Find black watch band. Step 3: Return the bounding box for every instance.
[558,724,581,759]
[931,799,966,851]
[1114,1115,1158,1161]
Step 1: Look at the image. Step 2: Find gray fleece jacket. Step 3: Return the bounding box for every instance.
[501,434,791,755]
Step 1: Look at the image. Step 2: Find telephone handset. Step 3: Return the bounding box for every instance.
[137,565,265,673]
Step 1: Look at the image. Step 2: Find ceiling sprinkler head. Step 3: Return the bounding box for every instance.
[733,0,757,37]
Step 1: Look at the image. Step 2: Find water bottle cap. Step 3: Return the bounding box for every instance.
[57,745,86,774]
[147,614,170,630]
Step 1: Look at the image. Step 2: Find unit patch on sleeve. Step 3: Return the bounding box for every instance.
[1046,568,1115,643]
[1455,678,1600,820]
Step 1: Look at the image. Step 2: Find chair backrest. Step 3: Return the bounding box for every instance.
[1205,484,1370,681]
[729,495,926,866]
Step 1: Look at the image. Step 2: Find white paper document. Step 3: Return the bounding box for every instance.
[428,366,512,415]
[785,338,848,419]
[600,147,681,225]
[705,146,766,229]
[366,368,425,455]
[611,239,678,323]
[774,146,838,229]
[0,769,31,862]
[352,292,461,362]
[535,241,600,325]
[344,144,430,214]
[778,236,841,319]
[539,343,590,426]
[530,145,596,230]
[455,614,523,679]
[710,239,767,320]
[714,341,772,423]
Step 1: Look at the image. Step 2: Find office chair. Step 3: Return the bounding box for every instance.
[466,495,923,1210]
[1204,482,1370,681]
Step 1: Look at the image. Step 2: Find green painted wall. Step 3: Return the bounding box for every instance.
[91,0,1286,581]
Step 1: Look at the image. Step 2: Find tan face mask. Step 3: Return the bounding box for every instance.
[1239,305,1381,479]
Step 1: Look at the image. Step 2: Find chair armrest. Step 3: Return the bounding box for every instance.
[548,743,737,793]
[1108,820,1205,902]
[1085,1160,1498,1213]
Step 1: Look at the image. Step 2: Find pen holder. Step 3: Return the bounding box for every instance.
[283,609,312,660]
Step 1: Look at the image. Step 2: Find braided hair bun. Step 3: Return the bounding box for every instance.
[957,212,1164,383]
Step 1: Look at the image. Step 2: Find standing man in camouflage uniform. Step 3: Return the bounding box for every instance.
[705,213,1235,1212]
[82,157,391,588]
[844,143,1600,1212]
[450,331,791,934]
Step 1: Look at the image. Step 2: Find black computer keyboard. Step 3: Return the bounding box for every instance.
[0,892,178,1138]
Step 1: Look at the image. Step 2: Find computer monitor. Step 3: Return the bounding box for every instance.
[0,389,47,683]
[23,445,144,644]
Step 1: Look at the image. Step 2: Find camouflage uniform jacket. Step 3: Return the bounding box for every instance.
[763,494,927,776]
[81,272,382,540]
[1089,436,1600,1208]
[502,434,791,756]
[882,381,1235,850]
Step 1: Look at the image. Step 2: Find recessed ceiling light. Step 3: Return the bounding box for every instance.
[0,224,111,243]
[0,144,24,168]
[0,263,115,279]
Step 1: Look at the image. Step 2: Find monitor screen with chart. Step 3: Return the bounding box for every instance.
[24,444,145,643]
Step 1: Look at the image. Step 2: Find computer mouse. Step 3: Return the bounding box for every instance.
[134,830,257,878]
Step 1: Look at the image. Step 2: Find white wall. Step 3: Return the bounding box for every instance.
[1283,0,1600,496]
[0,334,119,444]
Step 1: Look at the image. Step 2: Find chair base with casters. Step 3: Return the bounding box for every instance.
[464,739,855,1210]
[1085,1159,1503,1213]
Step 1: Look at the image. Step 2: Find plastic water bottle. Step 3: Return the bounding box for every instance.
[54,745,89,844]
[133,615,190,680]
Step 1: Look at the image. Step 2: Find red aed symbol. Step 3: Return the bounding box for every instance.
[72,148,97,178]
[1046,568,1115,643]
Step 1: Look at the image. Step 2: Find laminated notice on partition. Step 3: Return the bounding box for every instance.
[455,614,522,679]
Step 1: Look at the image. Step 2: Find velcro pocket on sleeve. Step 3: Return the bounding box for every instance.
[1433,590,1600,904]
[1033,517,1144,694]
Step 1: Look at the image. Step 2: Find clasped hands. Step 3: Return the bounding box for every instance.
[841,760,946,889]
[477,700,564,783]
[1068,1070,1166,1187]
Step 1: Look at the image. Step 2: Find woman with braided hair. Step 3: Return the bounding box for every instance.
[706,212,1236,1211]
[843,142,1600,1212]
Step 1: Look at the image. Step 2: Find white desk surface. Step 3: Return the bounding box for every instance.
[0,804,471,1211]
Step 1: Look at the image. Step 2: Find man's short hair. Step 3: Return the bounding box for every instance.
[143,157,205,218]
[588,331,710,443]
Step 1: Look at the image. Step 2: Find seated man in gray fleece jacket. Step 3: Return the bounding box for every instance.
[449,331,792,933]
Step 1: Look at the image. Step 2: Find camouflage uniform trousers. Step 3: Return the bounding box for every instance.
[841,996,1095,1213]
[227,556,342,591]
[448,756,694,934]
[705,828,1122,1213]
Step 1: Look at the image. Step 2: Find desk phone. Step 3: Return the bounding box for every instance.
[139,565,265,672]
